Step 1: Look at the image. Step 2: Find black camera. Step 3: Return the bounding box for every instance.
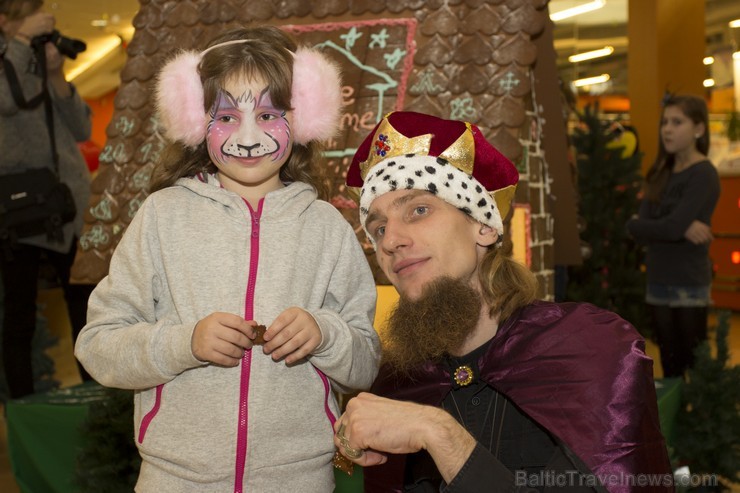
[31,30,86,60]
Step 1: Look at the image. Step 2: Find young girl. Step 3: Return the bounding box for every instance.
[75,26,380,492]
[627,94,720,378]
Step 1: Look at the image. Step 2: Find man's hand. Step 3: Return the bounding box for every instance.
[684,220,713,245]
[191,312,256,366]
[334,392,476,483]
[262,307,322,365]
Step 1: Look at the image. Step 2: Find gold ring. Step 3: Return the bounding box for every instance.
[342,443,364,460]
[336,423,347,441]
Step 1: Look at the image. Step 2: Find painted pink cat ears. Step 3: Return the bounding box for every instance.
[155,41,343,148]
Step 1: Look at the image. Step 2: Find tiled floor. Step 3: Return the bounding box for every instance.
[1,288,739,492]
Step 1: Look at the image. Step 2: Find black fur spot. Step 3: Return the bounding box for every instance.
[447,173,454,180]
[436,157,448,166]
[370,186,376,193]
[457,194,462,199]
[405,153,415,158]
[460,207,472,215]
[375,168,384,177]
[427,183,438,194]
[477,198,487,207]
[475,185,482,193]
[360,207,368,214]
[383,174,391,181]
[389,180,398,191]
[399,165,406,170]
[425,166,437,174]
[444,182,450,188]
[406,178,415,187]
[461,182,468,189]
[387,161,397,167]
[465,197,471,202]
[415,170,423,177]
[485,212,492,219]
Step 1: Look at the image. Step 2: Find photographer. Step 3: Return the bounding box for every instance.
[0,0,93,398]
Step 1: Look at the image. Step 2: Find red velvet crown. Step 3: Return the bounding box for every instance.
[346,111,518,194]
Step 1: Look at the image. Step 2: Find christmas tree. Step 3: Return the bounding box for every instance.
[565,102,649,334]
[674,310,740,489]
[74,387,140,492]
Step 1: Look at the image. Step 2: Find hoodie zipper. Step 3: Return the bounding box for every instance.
[234,198,263,493]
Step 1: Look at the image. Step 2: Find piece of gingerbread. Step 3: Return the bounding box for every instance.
[252,324,267,345]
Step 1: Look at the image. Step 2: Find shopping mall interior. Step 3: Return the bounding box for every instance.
[1,0,739,492]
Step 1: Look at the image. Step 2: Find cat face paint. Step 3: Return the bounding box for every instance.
[206,75,293,198]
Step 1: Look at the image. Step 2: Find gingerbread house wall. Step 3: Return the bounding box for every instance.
[72,0,568,300]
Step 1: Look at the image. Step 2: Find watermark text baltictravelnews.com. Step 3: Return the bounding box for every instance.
[515,470,718,488]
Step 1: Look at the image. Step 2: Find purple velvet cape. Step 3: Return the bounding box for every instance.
[366,301,673,492]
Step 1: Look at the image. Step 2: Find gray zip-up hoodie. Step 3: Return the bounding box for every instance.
[75,175,380,492]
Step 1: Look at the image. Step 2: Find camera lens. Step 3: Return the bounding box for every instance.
[31,30,87,59]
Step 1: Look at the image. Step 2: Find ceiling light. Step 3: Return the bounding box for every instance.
[703,78,715,88]
[66,36,122,81]
[568,46,614,63]
[573,74,610,87]
[734,51,740,61]
[729,19,740,28]
[91,19,108,27]
[550,0,606,22]
[703,56,714,65]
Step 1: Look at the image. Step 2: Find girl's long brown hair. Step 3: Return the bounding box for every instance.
[644,94,709,203]
[149,26,328,200]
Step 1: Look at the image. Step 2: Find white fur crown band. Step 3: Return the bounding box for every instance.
[155,41,343,148]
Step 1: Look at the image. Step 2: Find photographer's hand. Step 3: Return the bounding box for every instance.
[46,43,71,97]
[15,11,55,43]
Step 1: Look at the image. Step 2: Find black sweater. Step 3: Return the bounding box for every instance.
[627,160,720,286]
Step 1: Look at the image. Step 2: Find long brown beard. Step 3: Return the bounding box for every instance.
[381,276,482,374]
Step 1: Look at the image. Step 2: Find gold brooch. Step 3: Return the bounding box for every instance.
[453,365,474,386]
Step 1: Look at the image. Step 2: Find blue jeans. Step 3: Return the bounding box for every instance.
[645,283,710,307]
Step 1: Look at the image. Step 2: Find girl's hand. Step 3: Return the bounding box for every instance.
[262,307,322,364]
[191,312,256,366]
[684,220,713,245]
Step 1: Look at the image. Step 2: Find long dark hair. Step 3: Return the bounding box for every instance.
[149,26,328,199]
[644,94,709,203]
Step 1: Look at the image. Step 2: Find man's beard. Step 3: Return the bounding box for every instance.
[381,276,482,374]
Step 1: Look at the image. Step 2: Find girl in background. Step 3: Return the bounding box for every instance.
[627,94,720,378]
[75,26,380,492]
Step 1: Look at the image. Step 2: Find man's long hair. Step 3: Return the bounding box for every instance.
[478,237,538,323]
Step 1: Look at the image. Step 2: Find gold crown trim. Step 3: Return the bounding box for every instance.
[439,122,475,175]
[359,117,477,180]
[492,184,517,220]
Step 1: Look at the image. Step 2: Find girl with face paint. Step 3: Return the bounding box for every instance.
[75,26,380,493]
